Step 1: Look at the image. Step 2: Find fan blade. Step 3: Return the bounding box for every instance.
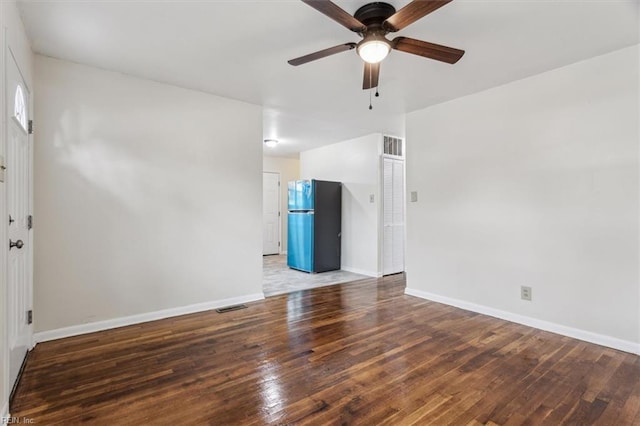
[288,43,357,66]
[392,37,464,64]
[384,0,453,32]
[363,62,380,90]
[301,0,366,32]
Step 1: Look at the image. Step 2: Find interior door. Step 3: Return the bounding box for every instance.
[263,172,280,255]
[7,49,33,390]
[383,157,405,275]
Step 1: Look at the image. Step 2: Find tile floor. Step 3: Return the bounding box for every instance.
[262,254,369,297]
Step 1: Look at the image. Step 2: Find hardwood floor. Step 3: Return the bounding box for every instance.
[12,275,640,425]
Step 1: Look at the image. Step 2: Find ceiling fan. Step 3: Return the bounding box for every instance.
[288,0,465,90]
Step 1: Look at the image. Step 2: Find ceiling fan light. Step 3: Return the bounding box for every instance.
[357,39,390,64]
[264,139,278,148]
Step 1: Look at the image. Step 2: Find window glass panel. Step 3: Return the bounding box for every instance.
[14,85,27,131]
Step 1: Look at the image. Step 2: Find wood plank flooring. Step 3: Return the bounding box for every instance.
[11,275,640,425]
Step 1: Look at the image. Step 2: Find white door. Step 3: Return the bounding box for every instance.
[263,172,280,255]
[383,157,405,275]
[7,49,33,390]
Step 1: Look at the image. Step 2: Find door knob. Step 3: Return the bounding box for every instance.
[9,239,24,250]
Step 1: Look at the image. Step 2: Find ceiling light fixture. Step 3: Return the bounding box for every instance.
[264,139,279,148]
[357,35,391,64]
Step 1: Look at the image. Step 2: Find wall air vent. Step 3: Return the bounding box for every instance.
[383,135,403,157]
[216,304,248,313]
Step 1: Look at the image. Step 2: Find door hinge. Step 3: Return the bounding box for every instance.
[278,211,281,217]
[28,120,33,135]
[278,241,281,247]
[27,310,33,325]
[27,215,33,230]
[9,215,14,225]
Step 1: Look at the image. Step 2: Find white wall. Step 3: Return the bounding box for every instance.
[263,156,299,254]
[406,45,639,351]
[33,56,263,334]
[1,0,33,416]
[300,134,381,276]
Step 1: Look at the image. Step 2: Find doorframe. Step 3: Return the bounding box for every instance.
[25,50,34,352]
[378,135,406,277]
[1,25,6,417]
[262,171,281,255]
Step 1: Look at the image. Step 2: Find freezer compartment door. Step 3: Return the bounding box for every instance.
[288,180,314,211]
[287,212,314,272]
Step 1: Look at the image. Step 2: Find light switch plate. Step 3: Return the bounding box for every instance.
[410,191,418,202]
[369,194,375,203]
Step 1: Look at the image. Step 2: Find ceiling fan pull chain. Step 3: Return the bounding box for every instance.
[375,88,379,97]
[368,64,373,110]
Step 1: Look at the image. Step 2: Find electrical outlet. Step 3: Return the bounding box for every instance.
[521,286,532,301]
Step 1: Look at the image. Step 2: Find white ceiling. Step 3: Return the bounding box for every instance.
[18,0,639,157]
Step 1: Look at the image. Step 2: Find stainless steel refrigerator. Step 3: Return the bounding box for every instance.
[287,179,341,273]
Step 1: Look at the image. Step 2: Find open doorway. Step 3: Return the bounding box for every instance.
[262,157,366,297]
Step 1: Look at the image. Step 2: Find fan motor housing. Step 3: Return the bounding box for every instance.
[354,2,396,28]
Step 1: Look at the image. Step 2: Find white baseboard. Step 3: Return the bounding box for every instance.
[340,266,381,277]
[34,293,265,344]
[405,288,640,355]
